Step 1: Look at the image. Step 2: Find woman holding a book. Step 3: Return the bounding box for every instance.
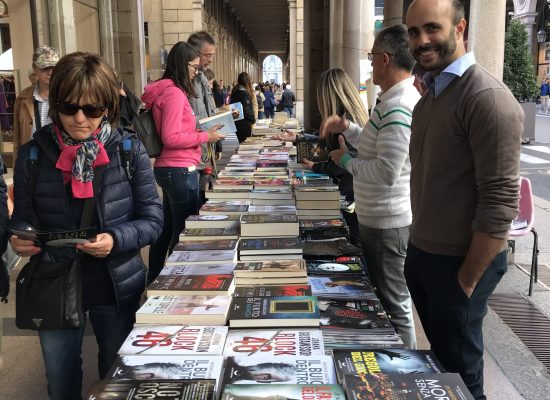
[9,52,163,399]
[141,41,225,283]
[230,72,256,143]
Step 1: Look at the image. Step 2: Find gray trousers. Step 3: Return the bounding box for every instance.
[358,224,416,349]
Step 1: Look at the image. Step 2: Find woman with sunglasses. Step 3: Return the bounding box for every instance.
[141,41,225,283]
[9,52,163,399]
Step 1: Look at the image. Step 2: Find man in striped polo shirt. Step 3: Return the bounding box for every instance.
[321,24,420,349]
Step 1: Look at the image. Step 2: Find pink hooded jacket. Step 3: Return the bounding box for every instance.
[141,79,209,167]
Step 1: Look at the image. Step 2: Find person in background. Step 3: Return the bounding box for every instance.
[323,26,420,350]
[142,42,225,283]
[281,83,296,117]
[230,72,256,143]
[263,85,276,119]
[212,80,224,108]
[256,85,265,119]
[405,1,523,398]
[540,77,550,114]
[10,52,163,399]
[13,45,60,167]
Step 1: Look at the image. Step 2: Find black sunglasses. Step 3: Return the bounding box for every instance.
[56,102,106,118]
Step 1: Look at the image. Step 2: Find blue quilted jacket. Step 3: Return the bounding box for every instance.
[11,125,163,307]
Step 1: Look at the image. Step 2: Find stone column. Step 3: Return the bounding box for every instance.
[98,0,115,67]
[468,0,507,80]
[131,0,147,93]
[383,0,403,27]
[289,0,298,92]
[342,0,374,88]
[48,0,77,54]
[329,0,343,68]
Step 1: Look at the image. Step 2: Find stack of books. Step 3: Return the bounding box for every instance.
[295,185,341,219]
[232,259,308,286]
[164,239,239,266]
[238,237,303,261]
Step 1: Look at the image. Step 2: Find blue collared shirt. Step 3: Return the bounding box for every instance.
[424,52,476,98]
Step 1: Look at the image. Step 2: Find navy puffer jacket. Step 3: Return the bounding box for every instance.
[11,125,163,307]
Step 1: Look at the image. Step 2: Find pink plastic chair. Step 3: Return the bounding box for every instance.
[509,177,538,296]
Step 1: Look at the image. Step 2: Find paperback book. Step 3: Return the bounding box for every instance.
[135,295,232,325]
[165,250,237,266]
[199,203,249,215]
[239,237,303,255]
[85,379,216,400]
[333,349,444,381]
[221,384,346,400]
[240,214,299,237]
[172,239,238,252]
[233,259,306,277]
[319,303,393,330]
[232,284,312,297]
[228,296,320,328]
[303,238,363,258]
[108,355,223,388]
[185,214,240,229]
[118,325,228,356]
[309,276,376,300]
[222,355,337,385]
[179,227,240,241]
[159,264,235,276]
[199,109,237,134]
[306,257,365,276]
[223,329,325,357]
[147,274,235,296]
[343,373,474,400]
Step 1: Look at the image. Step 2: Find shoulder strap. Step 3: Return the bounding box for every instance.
[119,136,137,182]
[27,144,41,229]
[33,99,41,131]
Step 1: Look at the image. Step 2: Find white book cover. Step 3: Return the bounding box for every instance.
[222,355,337,385]
[223,329,325,357]
[159,264,236,276]
[118,325,228,356]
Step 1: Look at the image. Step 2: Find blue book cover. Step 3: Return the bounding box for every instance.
[199,110,237,134]
[229,102,244,121]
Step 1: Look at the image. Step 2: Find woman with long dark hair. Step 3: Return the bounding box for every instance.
[230,72,256,143]
[141,41,225,282]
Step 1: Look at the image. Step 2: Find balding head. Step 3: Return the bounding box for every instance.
[406,0,467,76]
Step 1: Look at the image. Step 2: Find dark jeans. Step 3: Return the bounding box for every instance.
[404,244,507,400]
[284,107,294,118]
[148,167,199,282]
[359,224,416,349]
[38,302,137,400]
[265,107,274,119]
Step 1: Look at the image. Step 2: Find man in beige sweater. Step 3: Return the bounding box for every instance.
[405,1,523,399]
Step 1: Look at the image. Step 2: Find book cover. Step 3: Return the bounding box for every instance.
[108,355,223,387]
[199,110,237,134]
[147,274,235,296]
[235,276,309,285]
[221,384,346,400]
[118,325,228,356]
[247,205,297,214]
[296,140,319,163]
[230,102,244,121]
[233,284,312,297]
[159,264,236,276]
[180,227,239,241]
[306,258,365,275]
[199,203,249,215]
[299,218,345,229]
[228,296,320,328]
[249,189,294,199]
[319,303,392,329]
[233,259,306,277]
[241,214,298,224]
[185,214,240,229]
[172,239,238,252]
[221,355,337,385]
[239,237,302,255]
[343,373,474,400]
[165,250,236,265]
[135,295,231,325]
[303,238,363,257]
[308,276,375,300]
[85,379,215,400]
[223,329,325,357]
[333,349,444,381]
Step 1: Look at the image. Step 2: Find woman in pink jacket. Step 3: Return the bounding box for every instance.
[142,41,224,282]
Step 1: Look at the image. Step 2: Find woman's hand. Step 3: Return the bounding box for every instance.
[272,130,298,142]
[207,124,226,143]
[76,233,114,258]
[319,114,349,139]
[10,235,41,257]
[302,158,315,169]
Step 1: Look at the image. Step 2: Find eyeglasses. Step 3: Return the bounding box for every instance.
[367,52,394,61]
[56,102,106,118]
[188,63,200,72]
[199,52,215,60]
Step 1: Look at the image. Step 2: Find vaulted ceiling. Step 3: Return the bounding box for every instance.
[225,0,289,54]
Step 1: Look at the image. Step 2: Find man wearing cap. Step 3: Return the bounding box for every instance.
[13,45,60,166]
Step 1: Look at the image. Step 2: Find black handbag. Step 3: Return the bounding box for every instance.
[15,165,105,330]
[132,109,163,158]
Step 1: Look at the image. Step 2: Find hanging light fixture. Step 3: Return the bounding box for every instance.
[539,0,549,43]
